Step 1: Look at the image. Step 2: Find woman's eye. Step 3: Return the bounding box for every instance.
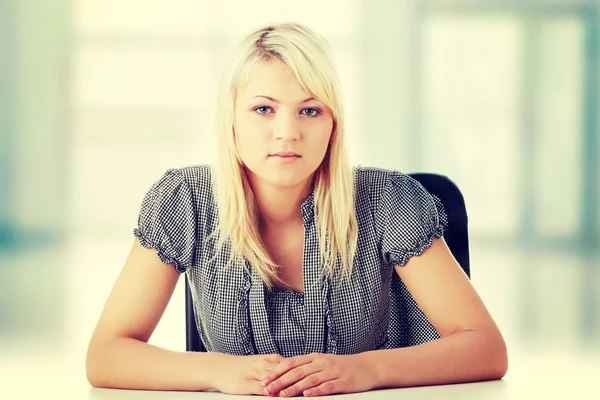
[254,106,320,117]
[255,106,272,115]
[301,108,320,117]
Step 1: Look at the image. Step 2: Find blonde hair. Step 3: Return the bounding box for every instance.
[209,22,358,289]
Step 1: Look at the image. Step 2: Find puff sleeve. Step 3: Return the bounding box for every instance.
[133,169,197,273]
[377,172,445,268]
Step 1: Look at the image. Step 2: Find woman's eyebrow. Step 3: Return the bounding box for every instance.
[252,95,316,104]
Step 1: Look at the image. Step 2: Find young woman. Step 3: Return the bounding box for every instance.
[86,22,508,397]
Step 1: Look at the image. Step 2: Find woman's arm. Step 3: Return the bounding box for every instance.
[86,238,225,391]
[361,327,506,389]
[87,336,226,391]
[260,237,507,397]
[376,236,508,387]
[261,326,505,397]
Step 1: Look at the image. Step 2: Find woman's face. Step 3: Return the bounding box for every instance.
[233,59,334,190]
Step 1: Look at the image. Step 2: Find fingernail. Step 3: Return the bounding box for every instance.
[280,390,287,397]
[263,387,270,394]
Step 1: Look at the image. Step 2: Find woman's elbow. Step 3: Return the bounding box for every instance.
[86,347,102,388]
[485,330,509,380]
[494,345,509,380]
[85,339,113,388]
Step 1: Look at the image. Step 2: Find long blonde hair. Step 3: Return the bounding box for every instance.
[209,22,358,289]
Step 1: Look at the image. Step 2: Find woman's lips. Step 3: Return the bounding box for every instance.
[269,155,301,162]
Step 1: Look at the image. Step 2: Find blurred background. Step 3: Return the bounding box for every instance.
[1,0,599,395]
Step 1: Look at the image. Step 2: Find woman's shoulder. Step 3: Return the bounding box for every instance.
[141,164,217,224]
[157,164,215,202]
[353,164,407,182]
[135,164,215,273]
[173,163,214,187]
[353,165,416,197]
[353,165,439,220]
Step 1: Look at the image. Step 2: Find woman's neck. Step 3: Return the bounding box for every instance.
[251,178,312,230]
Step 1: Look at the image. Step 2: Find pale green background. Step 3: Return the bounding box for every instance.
[1,0,598,395]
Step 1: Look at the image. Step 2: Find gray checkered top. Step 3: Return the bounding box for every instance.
[134,165,448,355]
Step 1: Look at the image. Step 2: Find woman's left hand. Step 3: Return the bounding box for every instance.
[260,352,379,397]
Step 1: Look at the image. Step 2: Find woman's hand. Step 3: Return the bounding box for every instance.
[261,352,379,397]
[213,353,285,395]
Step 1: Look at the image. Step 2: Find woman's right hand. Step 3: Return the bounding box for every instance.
[213,353,285,395]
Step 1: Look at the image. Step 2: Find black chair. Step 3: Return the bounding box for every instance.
[185,173,470,352]
[409,173,470,278]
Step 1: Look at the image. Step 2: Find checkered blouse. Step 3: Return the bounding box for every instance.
[134,165,448,356]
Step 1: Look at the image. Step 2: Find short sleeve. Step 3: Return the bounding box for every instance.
[377,172,445,268]
[133,169,197,273]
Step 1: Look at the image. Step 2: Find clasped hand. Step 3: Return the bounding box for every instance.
[215,352,377,397]
[262,352,378,397]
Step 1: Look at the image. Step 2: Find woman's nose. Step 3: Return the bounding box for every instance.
[273,114,300,141]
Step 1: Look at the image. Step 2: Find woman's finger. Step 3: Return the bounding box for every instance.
[249,379,267,396]
[303,379,342,397]
[263,360,323,396]
[261,353,315,385]
[278,372,332,398]
[256,354,286,382]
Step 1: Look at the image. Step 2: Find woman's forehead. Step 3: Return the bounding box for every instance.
[240,60,308,99]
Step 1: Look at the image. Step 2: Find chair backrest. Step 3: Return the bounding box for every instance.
[409,173,470,278]
[185,172,470,352]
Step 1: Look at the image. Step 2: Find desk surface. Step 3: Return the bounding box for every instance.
[83,371,590,400]
[3,349,599,399]
[87,380,508,400]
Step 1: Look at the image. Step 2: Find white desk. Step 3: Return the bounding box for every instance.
[82,357,600,400]
[83,371,592,400]
[3,349,599,399]
[87,380,508,400]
